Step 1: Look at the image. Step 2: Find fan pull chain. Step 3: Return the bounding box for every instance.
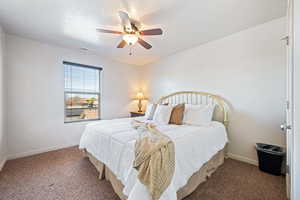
[129,45,133,56]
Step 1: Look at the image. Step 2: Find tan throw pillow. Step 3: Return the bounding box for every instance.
[169,104,185,125]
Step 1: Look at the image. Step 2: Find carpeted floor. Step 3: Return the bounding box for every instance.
[0,146,286,200]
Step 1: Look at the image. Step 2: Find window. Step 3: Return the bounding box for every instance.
[64,61,102,122]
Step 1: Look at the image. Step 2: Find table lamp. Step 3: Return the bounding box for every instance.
[136,92,145,112]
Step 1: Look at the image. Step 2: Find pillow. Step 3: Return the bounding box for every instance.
[145,103,157,120]
[153,105,173,124]
[183,104,215,125]
[169,104,185,125]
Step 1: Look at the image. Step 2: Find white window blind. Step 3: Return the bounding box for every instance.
[64,61,102,122]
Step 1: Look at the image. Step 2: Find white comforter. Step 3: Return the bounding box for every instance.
[79,117,228,200]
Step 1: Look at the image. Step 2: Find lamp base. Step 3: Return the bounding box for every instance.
[138,100,142,113]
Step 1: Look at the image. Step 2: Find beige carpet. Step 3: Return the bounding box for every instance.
[0,146,286,200]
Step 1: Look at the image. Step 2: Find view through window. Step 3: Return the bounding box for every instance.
[64,61,102,122]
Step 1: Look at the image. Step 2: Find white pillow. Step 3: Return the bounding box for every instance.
[183,104,215,125]
[145,103,157,120]
[153,105,173,124]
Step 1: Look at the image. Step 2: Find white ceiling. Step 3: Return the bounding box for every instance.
[0,0,286,66]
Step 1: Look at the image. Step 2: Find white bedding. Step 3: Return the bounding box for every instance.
[79,117,228,200]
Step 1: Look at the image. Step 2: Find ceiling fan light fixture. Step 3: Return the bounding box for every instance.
[123,34,138,45]
[97,11,162,50]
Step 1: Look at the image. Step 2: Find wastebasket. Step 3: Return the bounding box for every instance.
[256,143,285,176]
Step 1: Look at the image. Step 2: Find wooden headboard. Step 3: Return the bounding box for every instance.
[157,91,229,127]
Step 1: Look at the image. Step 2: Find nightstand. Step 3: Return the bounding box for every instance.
[130,112,145,117]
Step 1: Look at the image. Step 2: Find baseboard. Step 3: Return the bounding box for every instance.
[227,153,258,166]
[6,144,258,166]
[0,158,7,171]
[7,143,78,160]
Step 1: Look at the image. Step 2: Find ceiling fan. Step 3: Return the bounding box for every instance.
[96,11,163,50]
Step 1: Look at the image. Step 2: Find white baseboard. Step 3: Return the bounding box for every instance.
[227,152,258,166]
[0,158,7,171]
[6,144,258,168]
[7,143,78,160]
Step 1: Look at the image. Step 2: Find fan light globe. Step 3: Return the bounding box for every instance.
[123,34,138,45]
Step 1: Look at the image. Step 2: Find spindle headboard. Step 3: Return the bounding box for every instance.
[156,91,229,127]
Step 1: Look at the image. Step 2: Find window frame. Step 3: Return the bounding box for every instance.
[63,61,102,123]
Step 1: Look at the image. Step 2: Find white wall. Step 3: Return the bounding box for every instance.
[0,26,6,169]
[142,18,286,164]
[6,35,142,159]
[2,18,287,165]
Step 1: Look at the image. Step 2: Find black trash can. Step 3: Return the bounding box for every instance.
[256,143,285,176]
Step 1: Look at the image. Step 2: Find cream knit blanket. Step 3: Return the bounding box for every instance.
[132,120,175,200]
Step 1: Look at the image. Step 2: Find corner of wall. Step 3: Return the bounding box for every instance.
[0,25,7,171]
[227,152,258,166]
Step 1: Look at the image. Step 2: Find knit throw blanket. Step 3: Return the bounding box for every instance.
[132,120,175,200]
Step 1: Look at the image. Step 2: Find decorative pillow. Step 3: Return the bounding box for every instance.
[183,104,215,125]
[145,103,158,120]
[169,104,185,125]
[153,105,173,124]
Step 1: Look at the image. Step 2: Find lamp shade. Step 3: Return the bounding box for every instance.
[136,92,144,100]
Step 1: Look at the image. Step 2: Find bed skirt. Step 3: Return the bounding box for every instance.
[84,149,225,200]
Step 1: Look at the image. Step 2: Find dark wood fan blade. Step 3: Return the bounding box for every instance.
[118,11,132,32]
[138,38,152,49]
[139,28,163,35]
[96,28,123,34]
[118,11,130,21]
[117,40,127,48]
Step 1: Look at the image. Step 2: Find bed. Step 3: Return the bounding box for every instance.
[79,91,229,200]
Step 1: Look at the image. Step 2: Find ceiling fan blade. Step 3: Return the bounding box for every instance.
[96,28,123,34]
[118,11,132,32]
[138,38,152,49]
[140,28,163,35]
[117,40,127,48]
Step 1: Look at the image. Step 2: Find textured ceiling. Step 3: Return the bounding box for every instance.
[0,0,286,66]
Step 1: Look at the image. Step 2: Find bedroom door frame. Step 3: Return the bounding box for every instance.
[286,0,300,199]
[284,0,294,198]
[291,0,300,199]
